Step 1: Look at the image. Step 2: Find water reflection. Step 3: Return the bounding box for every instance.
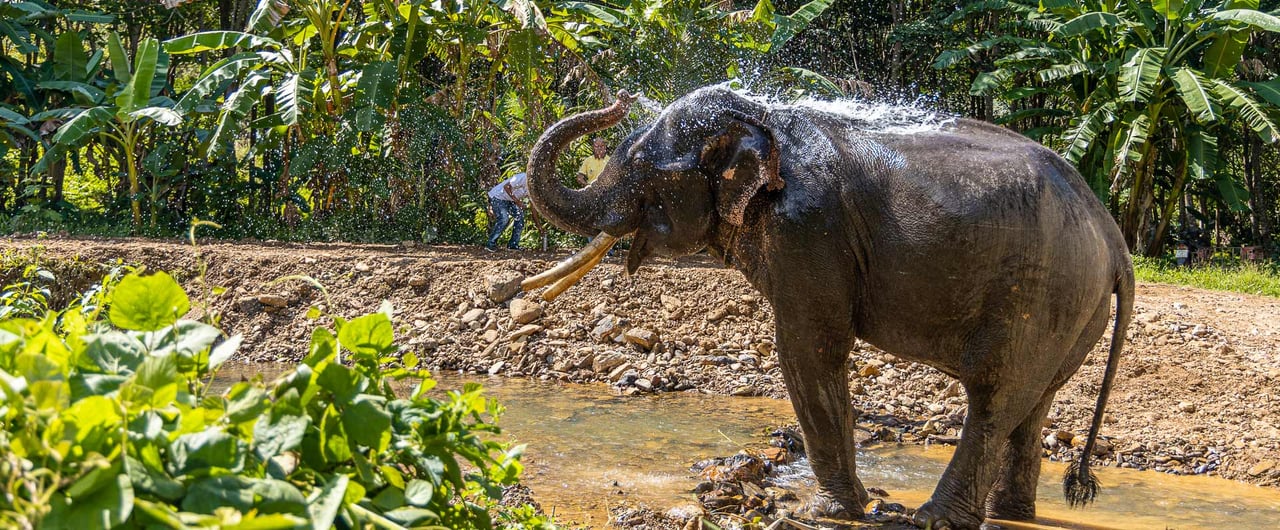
[213,364,1280,528]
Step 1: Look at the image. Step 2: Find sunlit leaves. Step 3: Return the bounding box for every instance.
[1171,68,1219,123]
[162,31,281,55]
[1118,47,1165,103]
[1211,79,1280,143]
[1054,11,1128,38]
[337,312,394,359]
[108,272,189,332]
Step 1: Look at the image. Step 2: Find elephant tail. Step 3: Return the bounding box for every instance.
[1064,262,1134,507]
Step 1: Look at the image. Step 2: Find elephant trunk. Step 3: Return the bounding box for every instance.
[525,91,637,236]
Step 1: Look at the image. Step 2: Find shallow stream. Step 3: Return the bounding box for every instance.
[217,365,1280,528]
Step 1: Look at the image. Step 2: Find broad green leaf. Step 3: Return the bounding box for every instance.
[1152,0,1184,20]
[246,0,291,33]
[1185,126,1218,181]
[67,459,121,499]
[1037,62,1088,83]
[64,10,114,24]
[383,506,439,526]
[36,81,104,104]
[209,334,242,368]
[225,383,270,424]
[82,332,146,373]
[1204,2,1257,79]
[107,32,130,85]
[129,107,182,127]
[169,428,246,475]
[1216,171,1251,211]
[254,409,310,460]
[53,32,89,81]
[176,53,263,111]
[561,1,626,26]
[1061,103,1114,162]
[206,70,269,157]
[69,374,128,400]
[139,321,220,358]
[1171,68,1219,123]
[1209,9,1280,33]
[1055,12,1127,37]
[970,69,1011,96]
[43,474,133,529]
[1111,112,1151,176]
[49,106,113,149]
[119,38,160,114]
[0,19,38,54]
[338,312,394,359]
[404,479,434,507]
[771,0,834,51]
[163,31,281,55]
[1118,47,1165,103]
[132,352,178,407]
[342,395,392,450]
[58,395,122,451]
[307,474,348,530]
[1212,80,1279,143]
[126,456,185,500]
[109,272,190,331]
[1242,78,1280,108]
[781,67,845,96]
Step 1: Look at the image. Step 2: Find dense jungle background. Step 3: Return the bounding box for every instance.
[4,0,1280,260]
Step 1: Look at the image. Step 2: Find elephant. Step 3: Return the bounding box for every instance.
[520,87,1134,529]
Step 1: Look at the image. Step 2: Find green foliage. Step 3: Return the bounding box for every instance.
[938,0,1280,256]
[0,270,546,529]
[1134,256,1280,297]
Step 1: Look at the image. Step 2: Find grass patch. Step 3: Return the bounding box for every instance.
[1133,256,1280,297]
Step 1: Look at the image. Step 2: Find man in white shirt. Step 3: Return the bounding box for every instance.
[486,172,529,250]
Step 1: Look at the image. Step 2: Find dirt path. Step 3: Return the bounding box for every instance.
[5,236,1280,489]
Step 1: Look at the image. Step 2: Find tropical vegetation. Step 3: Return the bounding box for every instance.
[2,0,1280,260]
[0,260,546,529]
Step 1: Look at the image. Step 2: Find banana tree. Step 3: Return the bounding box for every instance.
[942,0,1280,255]
[33,34,182,230]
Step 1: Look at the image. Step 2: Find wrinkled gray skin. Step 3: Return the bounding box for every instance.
[527,87,1134,529]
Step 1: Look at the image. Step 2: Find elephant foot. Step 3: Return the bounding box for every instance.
[912,500,983,530]
[797,489,865,521]
[983,500,1034,524]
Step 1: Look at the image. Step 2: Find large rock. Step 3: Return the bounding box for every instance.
[509,298,543,324]
[591,315,625,342]
[509,324,543,340]
[623,328,659,350]
[461,308,486,325]
[593,352,628,374]
[257,294,288,308]
[486,273,524,303]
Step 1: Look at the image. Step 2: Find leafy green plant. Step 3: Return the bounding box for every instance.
[33,32,183,231]
[939,0,1280,256]
[0,270,548,529]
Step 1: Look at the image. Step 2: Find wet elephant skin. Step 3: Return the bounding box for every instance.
[525,87,1135,530]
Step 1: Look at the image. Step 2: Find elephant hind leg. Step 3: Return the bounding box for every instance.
[984,391,1056,522]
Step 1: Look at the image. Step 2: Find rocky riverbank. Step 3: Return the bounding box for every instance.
[4,236,1280,491]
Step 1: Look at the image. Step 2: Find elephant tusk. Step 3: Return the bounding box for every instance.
[521,232,618,292]
[540,241,611,302]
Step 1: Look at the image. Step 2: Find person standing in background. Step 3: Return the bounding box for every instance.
[485,172,528,251]
[576,137,610,186]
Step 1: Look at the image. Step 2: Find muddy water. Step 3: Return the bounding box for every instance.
[214,365,1280,528]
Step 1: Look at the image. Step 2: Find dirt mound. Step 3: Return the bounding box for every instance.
[5,236,1280,488]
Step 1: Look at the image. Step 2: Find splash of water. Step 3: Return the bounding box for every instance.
[632,82,956,135]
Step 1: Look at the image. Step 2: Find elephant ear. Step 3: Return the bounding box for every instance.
[700,112,784,226]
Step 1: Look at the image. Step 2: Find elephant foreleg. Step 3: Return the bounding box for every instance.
[775,312,869,519]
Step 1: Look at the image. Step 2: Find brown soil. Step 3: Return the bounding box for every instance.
[5,236,1280,492]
